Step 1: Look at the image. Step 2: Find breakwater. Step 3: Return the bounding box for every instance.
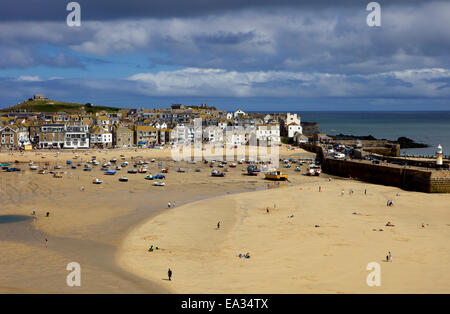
[299,143,450,193]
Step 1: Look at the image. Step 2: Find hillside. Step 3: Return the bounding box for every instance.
[0,99,120,114]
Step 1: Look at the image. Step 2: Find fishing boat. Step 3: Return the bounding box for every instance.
[121,162,128,167]
[161,168,169,173]
[195,169,201,172]
[54,165,62,169]
[138,167,148,173]
[246,165,260,176]
[116,166,122,170]
[145,175,154,180]
[306,165,321,176]
[177,167,186,173]
[264,170,288,181]
[92,178,103,184]
[229,163,237,168]
[211,169,225,177]
[118,176,128,182]
[151,159,156,163]
[153,181,165,186]
[38,169,46,174]
[66,160,72,165]
[127,169,138,174]
[295,166,301,172]
[53,172,63,178]
[218,163,224,168]
[29,165,39,170]
[104,170,117,175]
[110,158,117,163]
[154,174,165,179]
[7,167,21,172]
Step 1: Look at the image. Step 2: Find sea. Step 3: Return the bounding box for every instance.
[293,111,450,157]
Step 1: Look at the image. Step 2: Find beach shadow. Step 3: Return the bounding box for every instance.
[161,278,171,281]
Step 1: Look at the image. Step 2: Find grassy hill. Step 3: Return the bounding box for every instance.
[1,99,121,114]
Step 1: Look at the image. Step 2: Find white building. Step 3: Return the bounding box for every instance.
[90,126,112,148]
[256,124,280,145]
[233,109,246,118]
[65,125,89,149]
[285,113,302,138]
[203,126,224,143]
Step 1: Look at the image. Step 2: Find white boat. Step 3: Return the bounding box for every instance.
[30,165,38,170]
[92,178,103,184]
[153,181,165,186]
[306,165,322,176]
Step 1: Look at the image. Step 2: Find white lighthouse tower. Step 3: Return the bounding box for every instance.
[436,144,443,168]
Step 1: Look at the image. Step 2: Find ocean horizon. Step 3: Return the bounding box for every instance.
[253,111,449,157]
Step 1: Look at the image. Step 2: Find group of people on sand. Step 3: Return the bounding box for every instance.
[167,201,176,208]
[386,251,392,262]
[32,209,50,217]
[238,252,251,259]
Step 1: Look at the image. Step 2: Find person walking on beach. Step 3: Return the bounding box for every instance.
[168,202,171,208]
[45,238,48,248]
[32,209,36,216]
[388,251,392,262]
[341,190,345,196]
[168,268,172,281]
[217,221,221,229]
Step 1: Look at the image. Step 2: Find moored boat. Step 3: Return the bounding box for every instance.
[264,170,288,181]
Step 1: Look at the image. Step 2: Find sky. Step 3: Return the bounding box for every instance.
[0,0,449,111]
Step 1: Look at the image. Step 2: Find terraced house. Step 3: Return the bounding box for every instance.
[65,124,89,149]
[38,124,66,149]
[0,126,18,149]
[90,125,112,148]
[113,125,134,148]
[135,125,158,146]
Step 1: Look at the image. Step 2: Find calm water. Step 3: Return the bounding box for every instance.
[0,215,32,224]
[296,111,450,156]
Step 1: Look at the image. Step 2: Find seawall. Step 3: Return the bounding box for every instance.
[298,143,450,193]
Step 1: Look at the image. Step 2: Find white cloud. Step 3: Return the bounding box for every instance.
[16,75,42,82]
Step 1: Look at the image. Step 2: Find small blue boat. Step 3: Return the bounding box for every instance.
[104,170,117,175]
[66,160,72,165]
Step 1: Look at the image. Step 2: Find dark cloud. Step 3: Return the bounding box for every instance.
[0,0,428,21]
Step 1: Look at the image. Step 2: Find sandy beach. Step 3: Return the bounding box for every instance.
[0,145,318,293]
[118,177,450,293]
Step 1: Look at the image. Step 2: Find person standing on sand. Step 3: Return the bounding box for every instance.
[45,238,48,248]
[217,221,221,229]
[168,202,171,208]
[319,186,321,192]
[168,268,172,281]
[389,251,392,262]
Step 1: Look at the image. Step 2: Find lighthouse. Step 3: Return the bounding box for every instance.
[436,144,443,168]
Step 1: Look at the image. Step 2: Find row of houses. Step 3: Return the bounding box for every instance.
[1,97,307,149]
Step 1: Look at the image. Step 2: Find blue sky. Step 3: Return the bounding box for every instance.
[0,0,449,111]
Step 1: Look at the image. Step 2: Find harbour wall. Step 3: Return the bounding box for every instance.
[298,143,450,193]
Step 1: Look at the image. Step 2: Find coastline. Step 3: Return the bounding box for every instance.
[117,177,450,293]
